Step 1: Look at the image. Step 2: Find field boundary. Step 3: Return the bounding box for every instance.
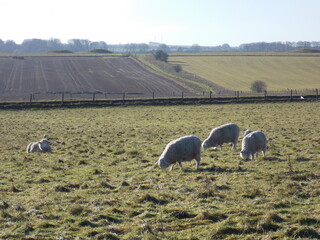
[0,94,318,110]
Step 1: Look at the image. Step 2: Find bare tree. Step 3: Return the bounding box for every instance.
[251,81,267,93]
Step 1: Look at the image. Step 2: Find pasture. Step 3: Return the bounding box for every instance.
[0,102,319,239]
[169,54,320,91]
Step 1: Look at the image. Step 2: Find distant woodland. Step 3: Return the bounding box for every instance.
[1,38,320,53]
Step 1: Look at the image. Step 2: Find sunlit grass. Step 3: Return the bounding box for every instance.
[169,55,320,91]
[0,102,319,239]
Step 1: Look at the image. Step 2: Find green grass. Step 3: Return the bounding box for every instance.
[169,54,320,91]
[0,102,319,239]
[135,55,213,93]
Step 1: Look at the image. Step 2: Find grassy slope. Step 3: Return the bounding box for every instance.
[135,55,216,93]
[169,54,320,91]
[0,102,319,239]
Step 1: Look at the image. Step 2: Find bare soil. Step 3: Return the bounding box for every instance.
[0,56,193,100]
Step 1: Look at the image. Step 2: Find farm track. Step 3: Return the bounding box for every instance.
[0,56,194,100]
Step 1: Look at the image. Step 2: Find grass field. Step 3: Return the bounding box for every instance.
[0,102,319,239]
[169,54,320,91]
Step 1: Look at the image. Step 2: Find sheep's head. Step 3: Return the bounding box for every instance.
[156,157,171,169]
[240,150,250,160]
[39,139,51,152]
[244,129,252,137]
[201,139,210,150]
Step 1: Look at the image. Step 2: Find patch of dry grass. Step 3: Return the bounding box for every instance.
[0,101,319,239]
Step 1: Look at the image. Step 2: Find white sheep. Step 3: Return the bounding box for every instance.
[244,129,253,136]
[240,131,267,160]
[26,138,52,153]
[156,135,202,171]
[202,123,240,150]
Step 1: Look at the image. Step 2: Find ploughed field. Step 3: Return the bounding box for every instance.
[0,56,192,101]
[0,102,319,239]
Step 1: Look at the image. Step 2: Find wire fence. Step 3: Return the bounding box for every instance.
[0,88,318,103]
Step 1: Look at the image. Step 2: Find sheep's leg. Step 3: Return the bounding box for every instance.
[169,164,175,171]
[262,146,266,157]
[232,142,237,150]
[38,143,44,152]
[195,154,201,170]
[220,145,223,151]
[178,161,184,171]
[251,153,255,160]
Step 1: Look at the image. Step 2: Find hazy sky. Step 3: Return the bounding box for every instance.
[1,0,320,46]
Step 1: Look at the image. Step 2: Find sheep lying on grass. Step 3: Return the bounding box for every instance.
[156,135,202,171]
[240,131,267,160]
[26,138,52,153]
[202,123,240,150]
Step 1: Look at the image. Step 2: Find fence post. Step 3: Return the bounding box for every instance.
[210,91,212,99]
[29,94,33,103]
[123,92,125,104]
[316,88,318,100]
[181,91,184,101]
[264,90,267,100]
[93,93,95,101]
[290,89,293,101]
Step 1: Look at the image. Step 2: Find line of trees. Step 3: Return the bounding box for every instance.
[0,38,109,53]
[238,41,320,52]
[1,38,320,54]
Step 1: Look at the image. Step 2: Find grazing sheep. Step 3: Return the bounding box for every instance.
[202,123,240,150]
[240,131,267,160]
[156,135,202,171]
[26,138,52,153]
[244,129,253,137]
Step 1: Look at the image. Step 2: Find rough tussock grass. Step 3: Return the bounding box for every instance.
[0,101,319,239]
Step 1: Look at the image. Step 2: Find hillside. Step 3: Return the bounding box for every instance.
[169,53,320,91]
[0,56,197,101]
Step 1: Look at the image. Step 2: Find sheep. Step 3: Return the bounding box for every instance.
[202,123,240,151]
[26,138,52,153]
[240,131,267,160]
[156,135,202,171]
[244,129,253,137]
